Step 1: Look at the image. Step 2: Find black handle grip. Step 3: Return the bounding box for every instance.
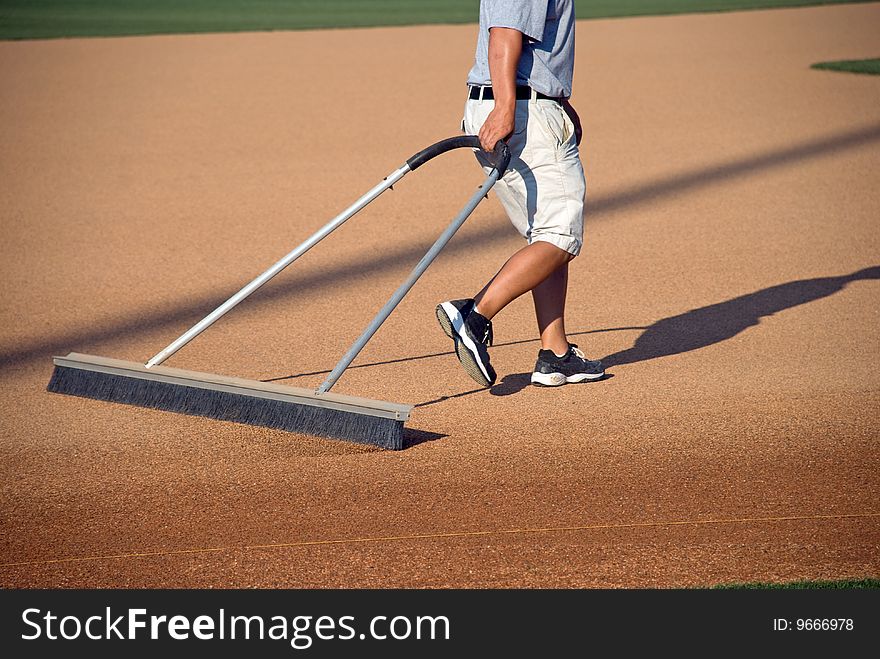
[406,136,511,176]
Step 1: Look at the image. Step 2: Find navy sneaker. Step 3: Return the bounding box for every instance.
[531,344,604,386]
[436,299,496,387]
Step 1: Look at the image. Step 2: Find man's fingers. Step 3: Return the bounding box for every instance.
[479,126,496,152]
[478,108,515,152]
[479,126,508,152]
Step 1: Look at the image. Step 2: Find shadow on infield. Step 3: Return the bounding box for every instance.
[8,124,879,373]
[482,266,880,398]
[601,265,880,368]
[272,264,880,396]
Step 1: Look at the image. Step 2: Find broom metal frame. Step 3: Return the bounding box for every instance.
[140,136,511,395]
[55,352,411,420]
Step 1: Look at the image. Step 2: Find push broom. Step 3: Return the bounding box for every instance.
[48,136,511,450]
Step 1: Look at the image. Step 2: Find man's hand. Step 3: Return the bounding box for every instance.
[479,27,523,152]
[561,98,583,146]
[479,105,515,153]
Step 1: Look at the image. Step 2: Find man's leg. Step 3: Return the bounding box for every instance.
[531,259,570,356]
[442,95,592,387]
[473,241,573,348]
[439,238,604,387]
[436,242,571,388]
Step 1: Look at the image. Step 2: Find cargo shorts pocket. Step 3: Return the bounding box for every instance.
[535,101,573,149]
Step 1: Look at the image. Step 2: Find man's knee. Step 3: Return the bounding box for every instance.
[532,237,578,264]
[556,249,576,267]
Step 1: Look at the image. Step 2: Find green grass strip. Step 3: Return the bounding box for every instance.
[712,577,880,589]
[812,58,880,75]
[0,1,876,41]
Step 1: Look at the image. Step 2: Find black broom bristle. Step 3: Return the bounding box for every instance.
[47,365,404,450]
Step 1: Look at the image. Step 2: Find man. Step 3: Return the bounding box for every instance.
[436,0,605,387]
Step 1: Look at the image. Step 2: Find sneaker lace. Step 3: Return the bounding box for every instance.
[570,344,585,359]
[483,320,494,347]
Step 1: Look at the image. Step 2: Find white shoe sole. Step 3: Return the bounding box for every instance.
[438,301,493,386]
[530,371,605,387]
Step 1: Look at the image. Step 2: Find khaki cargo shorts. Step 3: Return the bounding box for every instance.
[463,94,586,256]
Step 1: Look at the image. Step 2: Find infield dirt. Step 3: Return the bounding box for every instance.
[1,4,878,587]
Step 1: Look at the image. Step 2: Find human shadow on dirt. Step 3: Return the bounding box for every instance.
[601,266,880,368]
[488,266,880,396]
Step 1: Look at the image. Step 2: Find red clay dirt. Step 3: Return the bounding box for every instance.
[1,4,878,588]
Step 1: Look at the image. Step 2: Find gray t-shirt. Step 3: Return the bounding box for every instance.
[466,0,576,98]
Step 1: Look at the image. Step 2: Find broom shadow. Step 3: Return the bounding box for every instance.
[402,427,447,448]
[262,326,644,383]
[487,266,880,398]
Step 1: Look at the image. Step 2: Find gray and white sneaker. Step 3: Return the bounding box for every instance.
[531,344,604,386]
[436,298,496,387]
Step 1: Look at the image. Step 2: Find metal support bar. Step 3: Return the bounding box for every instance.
[317,168,501,394]
[145,165,410,368]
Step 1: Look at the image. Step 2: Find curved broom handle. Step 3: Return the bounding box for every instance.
[145,137,510,369]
